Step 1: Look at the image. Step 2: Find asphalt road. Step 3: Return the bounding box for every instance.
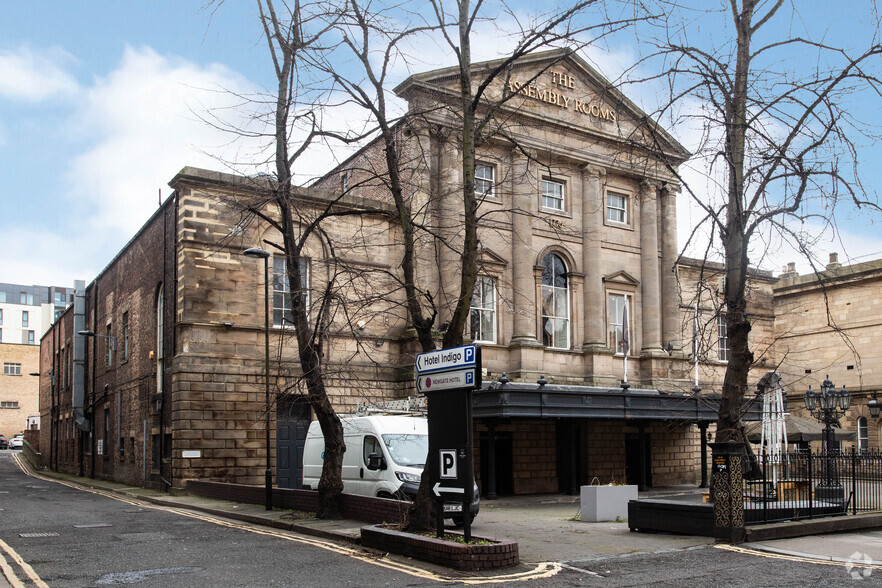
[1,451,879,587]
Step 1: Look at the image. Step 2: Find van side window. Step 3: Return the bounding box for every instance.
[363,435,382,464]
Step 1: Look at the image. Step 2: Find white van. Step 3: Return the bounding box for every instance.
[302,415,479,524]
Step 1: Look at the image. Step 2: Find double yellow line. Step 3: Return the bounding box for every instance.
[7,454,561,585]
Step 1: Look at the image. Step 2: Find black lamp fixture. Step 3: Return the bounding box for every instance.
[804,375,850,502]
[243,246,273,512]
[78,329,117,350]
[869,393,881,419]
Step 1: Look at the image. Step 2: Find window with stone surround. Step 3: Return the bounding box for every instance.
[475,164,495,198]
[541,253,569,349]
[858,417,869,453]
[122,311,129,361]
[541,179,564,211]
[273,256,310,328]
[470,276,496,343]
[3,363,21,376]
[0,401,19,409]
[718,314,729,362]
[606,191,628,224]
[607,294,631,355]
[156,285,164,395]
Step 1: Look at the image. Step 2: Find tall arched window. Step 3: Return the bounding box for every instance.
[541,253,569,349]
[156,284,164,395]
[858,417,869,453]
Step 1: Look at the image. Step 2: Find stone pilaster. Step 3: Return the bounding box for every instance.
[639,180,664,356]
[437,137,462,323]
[581,166,606,351]
[660,182,680,353]
[510,153,539,346]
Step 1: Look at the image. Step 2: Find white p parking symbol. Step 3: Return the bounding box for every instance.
[440,449,457,479]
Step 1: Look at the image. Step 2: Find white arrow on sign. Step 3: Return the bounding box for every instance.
[433,482,465,497]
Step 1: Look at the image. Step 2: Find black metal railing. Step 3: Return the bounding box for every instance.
[744,449,882,525]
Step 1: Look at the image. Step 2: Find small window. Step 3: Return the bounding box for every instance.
[106,323,113,367]
[341,170,349,194]
[3,363,21,376]
[0,309,3,325]
[0,329,3,343]
[273,256,310,328]
[21,311,29,328]
[363,435,383,465]
[608,294,631,355]
[122,312,130,361]
[475,164,495,198]
[606,192,628,224]
[0,401,19,409]
[541,179,564,211]
[27,331,34,345]
[718,314,729,362]
[470,277,496,343]
[858,417,869,454]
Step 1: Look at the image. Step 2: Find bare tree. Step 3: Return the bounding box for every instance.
[638,0,882,443]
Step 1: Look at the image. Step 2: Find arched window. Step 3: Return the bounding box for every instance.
[541,253,569,349]
[858,417,869,453]
[156,284,164,395]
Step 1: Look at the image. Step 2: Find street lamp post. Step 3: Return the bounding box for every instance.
[804,375,850,502]
[244,247,273,511]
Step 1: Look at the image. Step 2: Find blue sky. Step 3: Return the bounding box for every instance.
[2,1,882,288]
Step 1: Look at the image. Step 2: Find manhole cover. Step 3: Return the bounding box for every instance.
[74,523,113,528]
[20,532,60,538]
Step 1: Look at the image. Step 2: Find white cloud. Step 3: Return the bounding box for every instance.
[0,46,79,101]
[65,46,268,237]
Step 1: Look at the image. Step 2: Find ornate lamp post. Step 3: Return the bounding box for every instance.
[868,394,881,419]
[804,375,850,502]
[243,247,273,511]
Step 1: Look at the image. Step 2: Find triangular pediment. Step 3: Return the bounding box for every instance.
[395,48,689,163]
[477,248,508,270]
[603,270,639,287]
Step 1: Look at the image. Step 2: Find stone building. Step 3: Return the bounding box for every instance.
[775,254,882,453]
[38,49,778,493]
[0,342,40,439]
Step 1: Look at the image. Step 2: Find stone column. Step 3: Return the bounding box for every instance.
[581,166,606,351]
[639,180,663,355]
[660,183,680,353]
[510,153,538,345]
[437,136,462,323]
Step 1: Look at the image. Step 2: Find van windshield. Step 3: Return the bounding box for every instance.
[382,434,428,468]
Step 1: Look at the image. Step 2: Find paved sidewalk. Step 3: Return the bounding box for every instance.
[17,458,715,565]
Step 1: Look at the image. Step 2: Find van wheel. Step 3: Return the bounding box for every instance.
[377,492,395,499]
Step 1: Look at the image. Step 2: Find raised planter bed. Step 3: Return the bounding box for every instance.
[361,524,519,571]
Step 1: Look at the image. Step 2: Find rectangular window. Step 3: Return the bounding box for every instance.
[0,309,3,324]
[541,179,564,210]
[273,256,309,328]
[469,277,496,343]
[0,401,19,409]
[106,324,113,367]
[858,417,869,453]
[122,312,130,361]
[28,331,34,345]
[0,329,3,343]
[104,407,110,456]
[475,164,495,198]
[607,294,630,355]
[718,314,729,362]
[341,170,349,194]
[20,292,26,304]
[54,292,65,305]
[21,311,28,328]
[607,192,628,224]
[3,363,21,376]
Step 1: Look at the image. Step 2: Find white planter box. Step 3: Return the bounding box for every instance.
[580,485,638,522]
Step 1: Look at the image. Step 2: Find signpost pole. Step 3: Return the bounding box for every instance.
[463,387,474,543]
